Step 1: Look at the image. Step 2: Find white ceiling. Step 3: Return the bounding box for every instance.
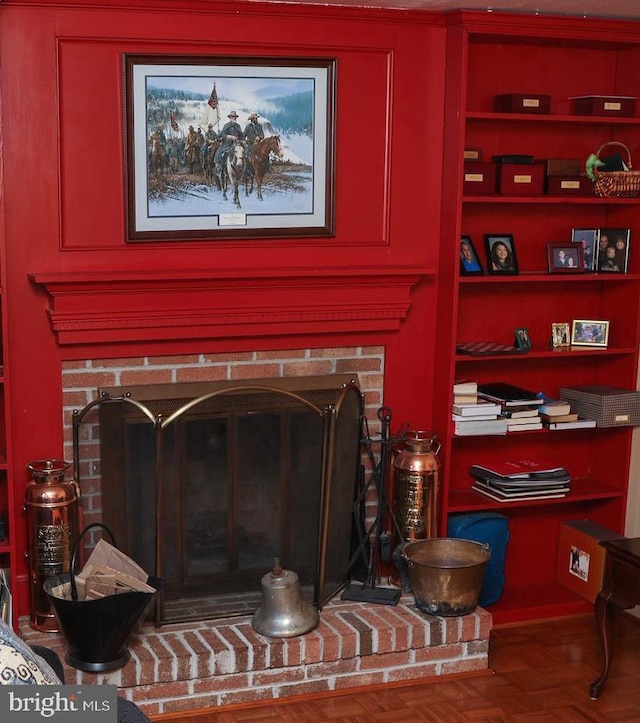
[262,0,640,22]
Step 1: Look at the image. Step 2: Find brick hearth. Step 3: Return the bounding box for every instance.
[21,595,492,717]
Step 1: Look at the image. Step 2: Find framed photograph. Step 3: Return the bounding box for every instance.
[514,327,532,350]
[596,228,631,273]
[551,322,571,349]
[571,319,609,348]
[547,242,583,273]
[124,55,336,241]
[459,236,484,275]
[484,234,519,275]
[571,228,598,271]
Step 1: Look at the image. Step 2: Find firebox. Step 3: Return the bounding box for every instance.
[73,375,363,625]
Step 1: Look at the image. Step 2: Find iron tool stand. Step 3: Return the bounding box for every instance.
[341,406,405,605]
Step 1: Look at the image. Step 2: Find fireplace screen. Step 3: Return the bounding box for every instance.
[73,375,363,625]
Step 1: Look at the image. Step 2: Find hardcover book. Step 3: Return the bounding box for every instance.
[472,483,569,503]
[545,418,597,430]
[539,412,578,424]
[452,400,502,416]
[469,459,569,480]
[501,406,540,418]
[453,380,478,395]
[538,400,572,416]
[453,419,508,436]
[478,382,543,407]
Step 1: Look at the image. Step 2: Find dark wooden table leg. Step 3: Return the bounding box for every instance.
[590,589,614,699]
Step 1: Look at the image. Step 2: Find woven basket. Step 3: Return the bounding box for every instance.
[593,141,640,198]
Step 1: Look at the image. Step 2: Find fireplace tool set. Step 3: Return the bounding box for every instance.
[341,406,441,605]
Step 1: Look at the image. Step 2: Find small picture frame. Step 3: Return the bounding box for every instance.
[571,319,609,348]
[571,228,598,271]
[547,242,583,273]
[552,322,571,349]
[596,228,631,273]
[460,236,484,276]
[485,234,519,275]
[514,327,532,350]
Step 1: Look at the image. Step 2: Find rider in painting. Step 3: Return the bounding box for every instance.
[214,111,245,178]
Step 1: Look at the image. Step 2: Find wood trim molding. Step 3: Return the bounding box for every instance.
[29,267,432,345]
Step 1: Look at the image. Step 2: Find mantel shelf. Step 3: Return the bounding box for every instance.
[29,266,432,346]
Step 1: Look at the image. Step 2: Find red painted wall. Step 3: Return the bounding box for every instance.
[0,0,446,616]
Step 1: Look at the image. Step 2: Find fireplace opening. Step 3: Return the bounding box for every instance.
[83,375,363,625]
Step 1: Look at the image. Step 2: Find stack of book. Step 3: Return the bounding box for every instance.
[477,381,543,432]
[538,397,596,430]
[470,459,571,503]
[452,380,507,436]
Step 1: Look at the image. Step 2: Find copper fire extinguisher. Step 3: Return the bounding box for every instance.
[391,431,441,541]
[24,459,81,632]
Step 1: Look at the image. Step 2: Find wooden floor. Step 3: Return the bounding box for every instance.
[152,612,640,722]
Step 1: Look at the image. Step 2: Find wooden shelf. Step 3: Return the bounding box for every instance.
[487,582,593,625]
[464,195,640,205]
[467,111,640,125]
[460,273,640,283]
[448,479,623,513]
[455,347,637,363]
[438,13,640,624]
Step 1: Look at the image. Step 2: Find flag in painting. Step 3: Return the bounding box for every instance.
[207,83,221,124]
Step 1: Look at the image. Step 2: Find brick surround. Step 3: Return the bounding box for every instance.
[61,346,385,526]
[45,346,493,712]
[21,595,492,716]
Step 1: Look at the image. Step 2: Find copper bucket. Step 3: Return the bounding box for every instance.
[403,538,490,616]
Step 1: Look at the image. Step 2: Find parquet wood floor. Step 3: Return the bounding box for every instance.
[151,612,640,722]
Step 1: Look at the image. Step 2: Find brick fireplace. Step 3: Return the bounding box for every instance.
[24,346,492,715]
[62,351,379,624]
[23,269,490,714]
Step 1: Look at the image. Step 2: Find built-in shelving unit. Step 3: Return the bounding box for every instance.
[435,11,640,624]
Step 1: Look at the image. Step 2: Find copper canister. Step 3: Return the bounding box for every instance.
[24,459,80,632]
[392,431,441,541]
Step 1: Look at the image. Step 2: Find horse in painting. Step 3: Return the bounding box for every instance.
[149,136,167,179]
[245,135,284,200]
[221,142,245,207]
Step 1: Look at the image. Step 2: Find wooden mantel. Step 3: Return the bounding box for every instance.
[29,266,433,345]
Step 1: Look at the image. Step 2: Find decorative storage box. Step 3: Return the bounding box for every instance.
[570,95,637,117]
[556,519,624,602]
[559,385,640,427]
[463,161,496,195]
[545,158,582,177]
[497,162,545,195]
[494,93,551,114]
[447,512,509,607]
[546,176,592,196]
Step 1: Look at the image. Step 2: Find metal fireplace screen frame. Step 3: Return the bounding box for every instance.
[72,376,363,626]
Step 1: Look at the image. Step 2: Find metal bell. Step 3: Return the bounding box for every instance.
[252,558,319,638]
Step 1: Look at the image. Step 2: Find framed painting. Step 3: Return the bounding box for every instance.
[124,55,336,241]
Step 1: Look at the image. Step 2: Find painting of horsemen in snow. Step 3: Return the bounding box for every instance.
[124,55,335,241]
